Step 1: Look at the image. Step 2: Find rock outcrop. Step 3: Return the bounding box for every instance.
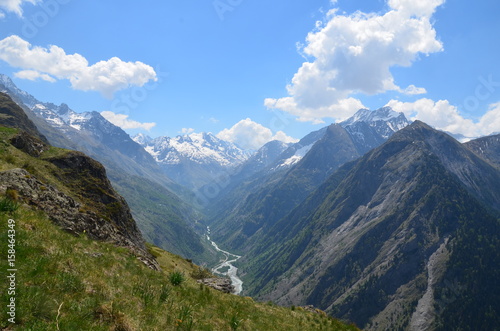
[197,278,235,294]
[10,131,49,157]
[0,167,159,270]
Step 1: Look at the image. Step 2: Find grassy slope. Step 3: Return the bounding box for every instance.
[0,124,212,265]
[0,202,359,330]
[0,127,358,330]
[108,170,216,265]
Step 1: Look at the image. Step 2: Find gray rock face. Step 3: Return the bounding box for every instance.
[241,121,500,330]
[465,134,500,169]
[197,278,235,294]
[10,131,49,157]
[0,168,159,270]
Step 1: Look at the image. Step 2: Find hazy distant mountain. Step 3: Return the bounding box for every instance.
[0,74,162,181]
[132,132,153,146]
[241,121,500,330]
[267,126,329,171]
[465,133,500,168]
[0,91,158,269]
[235,140,293,179]
[135,132,251,190]
[0,74,211,263]
[208,108,411,252]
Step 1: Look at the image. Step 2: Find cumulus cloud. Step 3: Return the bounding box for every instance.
[14,69,56,82]
[0,0,39,17]
[386,99,500,138]
[264,96,365,124]
[266,0,444,123]
[0,35,157,98]
[101,111,156,131]
[181,128,195,135]
[402,85,427,95]
[217,118,299,150]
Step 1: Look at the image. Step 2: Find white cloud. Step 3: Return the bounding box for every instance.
[181,128,195,135]
[266,0,444,123]
[0,35,157,98]
[386,98,500,137]
[217,118,298,150]
[14,69,56,82]
[265,96,365,124]
[101,111,156,131]
[402,85,427,95]
[0,0,39,17]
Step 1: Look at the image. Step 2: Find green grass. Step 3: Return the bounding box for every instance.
[0,204,359,330]
[0,197,19,213]
[0,125,358,330]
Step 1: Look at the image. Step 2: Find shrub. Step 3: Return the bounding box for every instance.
[159,284,170,303]
[169,271,185,286]
[0,197,19,213]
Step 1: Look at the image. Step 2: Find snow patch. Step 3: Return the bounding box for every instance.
[277,143,314,168]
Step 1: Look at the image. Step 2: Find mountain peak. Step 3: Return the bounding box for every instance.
[132,133,153,145]
[0,73,15,88]
[140,132,251,189]
[391,120,441,141]
[57,103,71,116]
[342,107,407,126]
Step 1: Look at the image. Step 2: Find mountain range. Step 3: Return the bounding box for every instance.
[0,90,355,330]
[1,73,498,330]
[0,75,213,263]
[240,121,500,330]
[133,132,251,190]
[206,107,412,252]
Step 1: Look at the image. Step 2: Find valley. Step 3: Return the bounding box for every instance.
[1,1,498,330]
[1,77,499,330]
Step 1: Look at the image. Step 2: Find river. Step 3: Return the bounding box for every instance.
[206,227,243,295]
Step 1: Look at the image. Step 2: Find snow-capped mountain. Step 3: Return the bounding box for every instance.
[227,140,293,183]
[133,133,153,146]
[270,127,328,170]
[0,74,38,107]
[31,102,91,132]
[341,106,411,138]
[266,107,410,171]
[245,140,292,169]
[340,107,411,154]
[134,132,251,189]
[135,132,250,166]
[0,74,165,182]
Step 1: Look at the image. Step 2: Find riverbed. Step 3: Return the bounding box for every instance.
[206,227,243,295]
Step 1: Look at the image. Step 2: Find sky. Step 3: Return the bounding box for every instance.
[0,0,499,150]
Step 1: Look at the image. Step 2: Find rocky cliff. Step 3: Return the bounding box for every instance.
[0,105,159,270]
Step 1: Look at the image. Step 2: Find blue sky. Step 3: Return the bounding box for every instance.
[1,0,499,149]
